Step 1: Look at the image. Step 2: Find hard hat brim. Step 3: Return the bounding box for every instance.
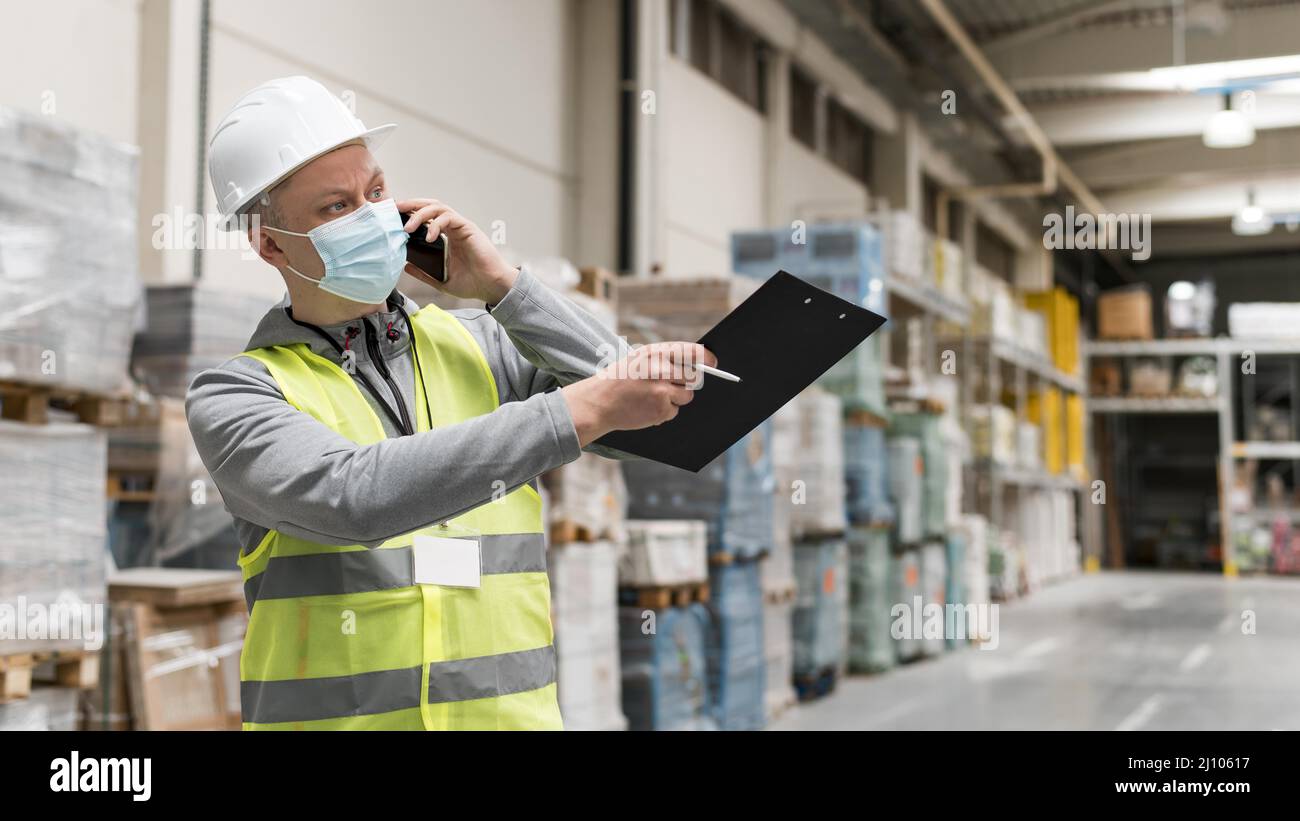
[217,122,397,232]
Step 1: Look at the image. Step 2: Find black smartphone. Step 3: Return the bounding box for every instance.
[401,211,449,283]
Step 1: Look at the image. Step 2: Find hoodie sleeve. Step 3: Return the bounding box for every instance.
[185,355,582,548]
[475,266,636,460]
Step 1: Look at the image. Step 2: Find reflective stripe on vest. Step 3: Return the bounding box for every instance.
[241,645,557,725]
[242,533,547,610]
[236,303,562,731]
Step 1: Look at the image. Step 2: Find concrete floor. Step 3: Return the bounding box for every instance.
[770,570,1300,730]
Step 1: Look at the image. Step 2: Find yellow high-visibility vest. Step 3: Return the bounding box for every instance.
[236,302,562,730]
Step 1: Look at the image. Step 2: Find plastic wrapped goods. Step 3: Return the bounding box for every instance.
[918,541,948,657]
[792,538,849,676]
[847,527,895,673]
[762,598,795,720]
[131,287,270,399]
[0,107,141,395]
[623,421,773,561]
[550,541,625,731]
[616,275,758,346]
[887,436,923,546]
[844,422,893,525]
[705,561,766,730]
[542,452,627,543]
[891,547,923,662]
[0,421,107,653]
[619,520,708,587]
[888,412,948,539]
[789,388,847,538]
[619,604,715,731]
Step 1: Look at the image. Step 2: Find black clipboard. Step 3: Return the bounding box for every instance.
[597,270,887,471]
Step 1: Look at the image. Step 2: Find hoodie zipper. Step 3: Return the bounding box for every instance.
[364,317,414,436]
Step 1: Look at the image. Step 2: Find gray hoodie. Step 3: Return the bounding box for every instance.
[185,267,631,554]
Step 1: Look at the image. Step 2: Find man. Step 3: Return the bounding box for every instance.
[187,76,714,730]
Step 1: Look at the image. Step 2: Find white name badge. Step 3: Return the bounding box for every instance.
[412,534,482,588]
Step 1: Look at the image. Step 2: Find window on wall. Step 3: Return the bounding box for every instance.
[976,222,1016,281]
[825,97,873,187]
[788,63,876,188]
[922,175,962,241]
[669,0,768,114]
[789,64,817,150]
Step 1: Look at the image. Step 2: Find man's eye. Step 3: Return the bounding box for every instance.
[329,201,346,212]
[370,188,384,199]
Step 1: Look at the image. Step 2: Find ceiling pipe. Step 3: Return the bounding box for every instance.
[917,0,1133,280]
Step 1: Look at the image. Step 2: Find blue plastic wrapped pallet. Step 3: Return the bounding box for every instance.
[844,422,894,525]
[847,526,895,674]
[704,561,766,730]
[945,532,967,650]
[888,413,948,539]
[730,223,887,416]
[623,421,773,561]
[887,436,923,545]
[619,605,716,731]
[792,538,849,676]
[891,547,923,663]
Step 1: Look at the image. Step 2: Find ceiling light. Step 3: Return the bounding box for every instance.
[1231,188,1274,236]
[1203,92,1255,148]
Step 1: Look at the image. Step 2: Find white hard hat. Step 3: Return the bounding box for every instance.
[208,76,396,231]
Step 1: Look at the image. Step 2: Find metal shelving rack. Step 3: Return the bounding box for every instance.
[1083,336,1300,575]
[882,245,1091,580]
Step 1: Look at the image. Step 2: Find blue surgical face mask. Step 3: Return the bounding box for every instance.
[263,197,409,304]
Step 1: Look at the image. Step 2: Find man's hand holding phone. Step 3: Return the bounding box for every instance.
[396,198,518,304]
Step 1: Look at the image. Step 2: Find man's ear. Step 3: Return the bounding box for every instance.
[249,224,288,268]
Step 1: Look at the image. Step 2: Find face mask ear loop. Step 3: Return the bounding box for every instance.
[285,263,324,285]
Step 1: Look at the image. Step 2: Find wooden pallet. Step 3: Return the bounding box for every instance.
[0,380,132,426]
[549,519,596,545]
[708,548,769,567]
[0,649,99,704]
[844,408,889,428]
[761,582,797,605]
[108,568,248,731]
[619,582,711,610]
[107,470,157,503]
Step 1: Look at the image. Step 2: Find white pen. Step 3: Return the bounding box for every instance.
[693,363,742,383]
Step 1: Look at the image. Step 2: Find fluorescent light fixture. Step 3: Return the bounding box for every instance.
[1204,93,1255,148]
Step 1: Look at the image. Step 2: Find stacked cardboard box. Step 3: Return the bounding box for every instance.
[881,210,926,282]
[918,541,948,657]
[0,106,141,395]
[1097,284,1153,340]
[549,541,625,731]
[619,520,708,587]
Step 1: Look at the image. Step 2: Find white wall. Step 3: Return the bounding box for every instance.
[195,0,584,299]
[660,58,766,276]
[0,0,141,145]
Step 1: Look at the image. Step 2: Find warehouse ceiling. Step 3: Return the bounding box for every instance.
[780,0,1300,259]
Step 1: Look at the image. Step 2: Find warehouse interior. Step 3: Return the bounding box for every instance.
[1,0,1298,732]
